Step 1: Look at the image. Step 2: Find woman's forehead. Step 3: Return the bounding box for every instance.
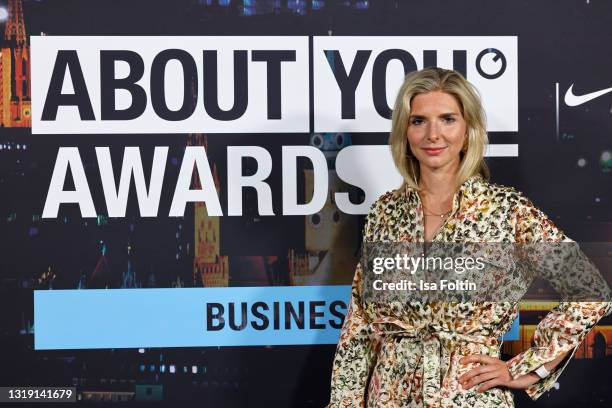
[410,91,462,114]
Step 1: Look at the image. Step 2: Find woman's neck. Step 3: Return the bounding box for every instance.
[418,166,458,200]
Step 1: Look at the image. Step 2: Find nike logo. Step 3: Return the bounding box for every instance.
[564,83,612,106]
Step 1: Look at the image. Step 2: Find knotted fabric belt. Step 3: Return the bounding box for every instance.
[371,320,500,408]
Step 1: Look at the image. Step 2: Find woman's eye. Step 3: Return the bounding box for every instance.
[411,118,423,125]
[443,117,456,123]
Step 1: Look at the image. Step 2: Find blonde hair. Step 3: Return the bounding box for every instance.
[389,67,489,192]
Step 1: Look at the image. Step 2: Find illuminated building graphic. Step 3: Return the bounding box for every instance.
[36,265,56,289]
[189,133,229,287]
[198,0,370,16]
[81,390,135,403]
[19,311,33,335]
[121,244,140,288]
[90,242,112,289]
[289,133,361,285]
[0,0,31,128]
[172,275,185,288]
[76,270,87,289]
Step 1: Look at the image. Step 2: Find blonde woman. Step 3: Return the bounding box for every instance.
[327,67,611,407]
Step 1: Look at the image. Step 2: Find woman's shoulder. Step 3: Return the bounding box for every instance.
[475,179,534,208]
[362,187,407,237]
[366,179,538,211]
[368,184,412,215]
[477,180,564,238]
[367,188,404,213]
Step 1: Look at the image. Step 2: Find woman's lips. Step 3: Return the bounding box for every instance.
[422,147,447,156]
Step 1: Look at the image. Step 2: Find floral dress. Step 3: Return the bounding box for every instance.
[328,175,612,407]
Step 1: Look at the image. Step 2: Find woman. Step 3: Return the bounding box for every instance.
[327,67,611,407]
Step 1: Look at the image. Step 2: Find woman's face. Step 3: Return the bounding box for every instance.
[406,90,467,173]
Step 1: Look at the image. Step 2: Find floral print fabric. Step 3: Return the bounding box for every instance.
[328,175,612,407]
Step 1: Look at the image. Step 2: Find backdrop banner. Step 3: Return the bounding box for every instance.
[1,1,610,407]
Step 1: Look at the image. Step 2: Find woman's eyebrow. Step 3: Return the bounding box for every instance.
[409,112,459,118]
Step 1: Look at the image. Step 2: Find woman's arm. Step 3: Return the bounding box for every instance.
[328,261,380,407]
[460,192,611,398]
[328,201,385,407]
[505,193,612,400]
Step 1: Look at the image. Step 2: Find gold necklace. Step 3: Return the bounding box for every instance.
[421,202,452,218]
[418,186,455,218]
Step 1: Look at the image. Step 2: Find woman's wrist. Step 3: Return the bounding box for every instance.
[533,365,550,379]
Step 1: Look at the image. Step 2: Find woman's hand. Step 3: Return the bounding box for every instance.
[458,355,540,393]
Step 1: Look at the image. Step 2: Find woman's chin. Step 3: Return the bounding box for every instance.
[416,154,461,172]
[418,158,449,170]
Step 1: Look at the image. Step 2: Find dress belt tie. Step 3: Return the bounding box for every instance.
[371,320,500,408]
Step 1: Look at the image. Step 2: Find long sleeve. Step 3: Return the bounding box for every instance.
[328,261,381,407]
[506,193,612,400]
[328,204,383,407]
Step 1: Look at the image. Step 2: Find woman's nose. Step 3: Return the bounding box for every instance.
[426,121,441,141]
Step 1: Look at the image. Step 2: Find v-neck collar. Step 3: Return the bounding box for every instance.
[405,175,482,208]
[404,175,483,242]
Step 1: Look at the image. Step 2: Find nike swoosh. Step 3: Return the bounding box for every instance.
[564,83,612,106]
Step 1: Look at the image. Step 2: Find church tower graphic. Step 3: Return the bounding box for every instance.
[189,133,229,287]
[0,0,31,128]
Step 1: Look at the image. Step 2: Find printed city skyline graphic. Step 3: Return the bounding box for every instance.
[0,0,31,128]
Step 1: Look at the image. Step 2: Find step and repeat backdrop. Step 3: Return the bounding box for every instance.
[0,0,611,407]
